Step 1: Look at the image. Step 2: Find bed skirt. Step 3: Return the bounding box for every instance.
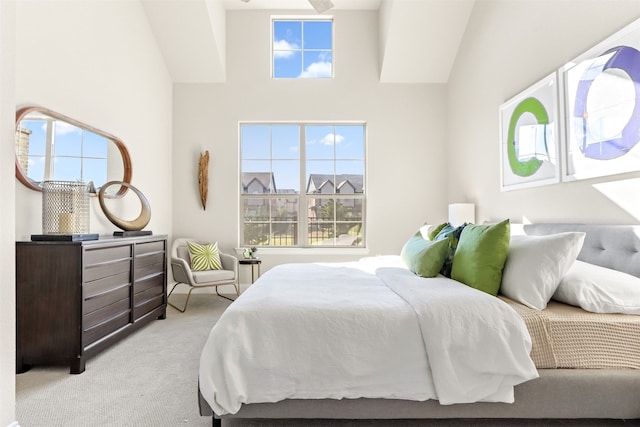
[200,369,640,421]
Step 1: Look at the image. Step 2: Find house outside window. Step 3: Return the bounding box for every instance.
[272,18,333,79]
[240,123,365,248]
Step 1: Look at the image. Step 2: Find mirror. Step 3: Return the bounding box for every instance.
[15,106,132,197]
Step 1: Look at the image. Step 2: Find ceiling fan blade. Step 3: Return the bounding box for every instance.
[308,0,334,13]
[237,0,334,13]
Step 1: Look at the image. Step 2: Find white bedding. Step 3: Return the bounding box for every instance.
[199,256,538,415]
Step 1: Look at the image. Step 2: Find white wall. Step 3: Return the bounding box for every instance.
[9,2,171,424]
[14,0,173,241]
[448,0,640,224]
[172,10,448,279]
[0,2,16,425]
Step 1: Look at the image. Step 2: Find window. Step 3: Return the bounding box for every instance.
[240,123,365,248]
[272,18,333,79]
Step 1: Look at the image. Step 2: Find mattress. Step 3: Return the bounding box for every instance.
[502,296,640,369]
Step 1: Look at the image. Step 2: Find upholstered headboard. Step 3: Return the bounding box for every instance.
[523,224,640,278]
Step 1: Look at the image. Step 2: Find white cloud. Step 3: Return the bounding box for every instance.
[320,133,345,146]
[273,39,299,58]
[298,61,332,78]
[45,121,80,136]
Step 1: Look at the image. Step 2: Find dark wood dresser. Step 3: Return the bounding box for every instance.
[16,234,167,374]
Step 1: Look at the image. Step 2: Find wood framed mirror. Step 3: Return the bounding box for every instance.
[15,106,132,197]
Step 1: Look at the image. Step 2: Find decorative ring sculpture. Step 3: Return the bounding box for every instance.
[98,181,151,231]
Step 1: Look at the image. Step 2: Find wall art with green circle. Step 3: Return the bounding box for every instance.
[499,72,560,191]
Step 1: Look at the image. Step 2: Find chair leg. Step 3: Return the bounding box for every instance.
[168,282,180,298]
[215,286,236,302]
[167,284,196,313]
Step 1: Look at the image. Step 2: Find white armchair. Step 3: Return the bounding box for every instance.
[168,238,239,312]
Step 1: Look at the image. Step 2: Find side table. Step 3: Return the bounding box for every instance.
[239,258,262,284]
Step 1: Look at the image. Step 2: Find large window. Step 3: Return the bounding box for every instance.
[272,18,333,79]
[240,123,365,248]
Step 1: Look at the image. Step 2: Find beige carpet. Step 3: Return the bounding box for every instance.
[16,295,635,427]
[16,294,231,427]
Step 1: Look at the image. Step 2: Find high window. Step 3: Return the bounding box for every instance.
[240,123,365,247]
[272,18,333,79]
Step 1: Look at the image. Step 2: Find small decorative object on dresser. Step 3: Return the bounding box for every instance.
[98,180,152,237]
[15,234,168,374]
[31,180,98,241]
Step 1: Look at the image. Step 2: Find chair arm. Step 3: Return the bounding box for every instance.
[171,256,194,285]
[219,253,238,278]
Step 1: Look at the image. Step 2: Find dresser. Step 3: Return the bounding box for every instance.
[16,234,167,374]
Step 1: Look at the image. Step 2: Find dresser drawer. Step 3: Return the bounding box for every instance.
[84,270,130,299]
[136,262,164,282]
[83,298,130,330]
[135,273,164,295]
[84,259,131,283]
[134,294,164,321]
[84,245,131,266]
[135,252,165,270]
[136,240,165,256]
[84,281,131,315]
[83,310,130,349]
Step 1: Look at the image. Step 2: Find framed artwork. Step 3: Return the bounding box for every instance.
[560,18,640,181]
[499,72,560,191]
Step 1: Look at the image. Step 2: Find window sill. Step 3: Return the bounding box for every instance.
[250,247,370,257]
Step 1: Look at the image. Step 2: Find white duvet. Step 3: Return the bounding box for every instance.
[199,256,538,415]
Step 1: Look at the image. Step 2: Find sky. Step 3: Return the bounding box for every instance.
[241,124,365,193]
[20,118,109,184]
[273,19,333,79]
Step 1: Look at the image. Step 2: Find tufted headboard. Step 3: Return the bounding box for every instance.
[523,224,640,279]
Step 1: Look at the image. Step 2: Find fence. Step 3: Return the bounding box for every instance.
[243,218,362,246]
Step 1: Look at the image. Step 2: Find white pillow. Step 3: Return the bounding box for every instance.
[553,260,640,314]
[500,232,586,310]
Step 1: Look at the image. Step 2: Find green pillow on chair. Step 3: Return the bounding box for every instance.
[187,241,222,271]
[401,232,449,278]
[451,219,510,296]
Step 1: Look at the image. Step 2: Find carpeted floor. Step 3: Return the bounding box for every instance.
[16,294,231,427]
[15,295,638,427]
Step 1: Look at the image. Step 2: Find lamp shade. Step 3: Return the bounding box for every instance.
[448,203,475,227]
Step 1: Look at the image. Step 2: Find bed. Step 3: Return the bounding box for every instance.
[198,223,640,425]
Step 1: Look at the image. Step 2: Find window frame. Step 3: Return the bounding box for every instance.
[271,16,335,80]
[239,121,366,249]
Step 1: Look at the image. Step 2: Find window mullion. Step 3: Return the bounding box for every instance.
[299,125,307,247]
[44,119,55,181]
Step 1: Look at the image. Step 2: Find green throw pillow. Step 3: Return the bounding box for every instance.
[450,219,510,296]
[187,241,222,271]
[433,223,467,277]
[401,231,449,278]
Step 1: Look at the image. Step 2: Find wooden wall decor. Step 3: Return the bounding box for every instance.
[199,151,209,210]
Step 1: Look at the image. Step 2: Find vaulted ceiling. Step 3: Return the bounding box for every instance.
[141,0,475,84]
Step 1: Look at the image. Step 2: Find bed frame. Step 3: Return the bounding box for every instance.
[200,224,640,425]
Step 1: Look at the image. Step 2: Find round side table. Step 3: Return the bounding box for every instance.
[239,258,262,284]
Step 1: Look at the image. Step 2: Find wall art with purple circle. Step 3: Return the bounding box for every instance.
[561,18,640,181]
